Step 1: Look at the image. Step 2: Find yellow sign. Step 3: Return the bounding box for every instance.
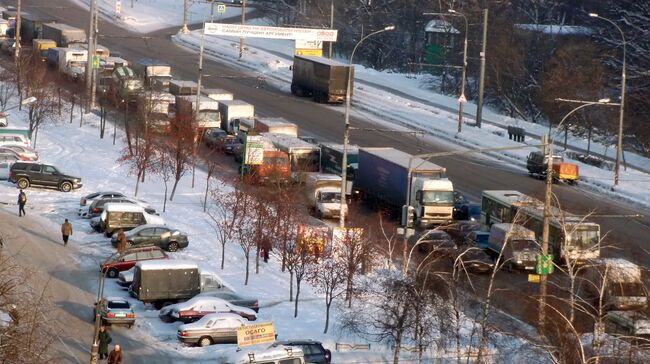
[527,274,541,283]
[295,48,323,57]
[237,322,276,347]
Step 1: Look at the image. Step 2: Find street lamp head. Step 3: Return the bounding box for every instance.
[448,9,457,14]
[598,98,611,103]
[384,25,396,31]
[21,96,37,106]
[588,12,599,18]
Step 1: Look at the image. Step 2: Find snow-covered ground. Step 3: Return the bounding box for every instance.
[170,25,650,209]
[71,0,245,33]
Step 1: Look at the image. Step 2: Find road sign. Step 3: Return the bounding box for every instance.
[535,254,554,275]
[244,135,264,165]
[217,4,226,13]
[115,0,122,17]
[527,274,541,283]
[458,94,467,103]
[237,322,275,347]
[92,55,100,69]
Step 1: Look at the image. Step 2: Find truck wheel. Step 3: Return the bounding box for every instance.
[198,336,213,347]
[167,241,179,252]
[106,268,119,279]
[60,181,73,192]
[17,178,30,189]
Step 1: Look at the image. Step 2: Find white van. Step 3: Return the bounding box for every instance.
[0,134,30,147]
[99,203,164,237]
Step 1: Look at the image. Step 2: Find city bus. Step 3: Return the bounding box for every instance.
[481,190,600,262]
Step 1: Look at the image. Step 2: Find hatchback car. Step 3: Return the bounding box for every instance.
[159,296,257,323]
[100,246,168,278]
[0,147,29,161]
[0,145,38,161]
[177,313,249,347]
[269,340,331,364]
[80,191,126,206]
[110,224,189,252]
[94,297,135,327]
[85,196,155,219]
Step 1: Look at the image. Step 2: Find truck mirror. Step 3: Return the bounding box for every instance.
[415,190,422,202]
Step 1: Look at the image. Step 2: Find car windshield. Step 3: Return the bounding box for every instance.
[422,191,454,205]
[320,192,341,203]
[108,300,130,309]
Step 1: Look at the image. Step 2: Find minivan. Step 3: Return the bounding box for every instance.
[99,203,164,237]
[0,134,30,147]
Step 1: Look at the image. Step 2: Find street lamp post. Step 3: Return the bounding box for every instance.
[589,13,626,186]
[339,25,395,228]
[448,9,468,133]
[538,98,617,333]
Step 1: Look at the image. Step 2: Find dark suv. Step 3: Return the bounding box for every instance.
[9,162,83,192]
[270,340,331,364]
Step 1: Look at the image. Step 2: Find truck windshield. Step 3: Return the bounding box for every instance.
[199,111,220,123]
[421,191,454,205]
[509,239,538,251]
[568,228,599,249]
[320,192,341,203]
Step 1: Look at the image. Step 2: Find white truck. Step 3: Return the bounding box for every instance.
[202,88,233,101]
[136,58,172,90]
[175,95,221,129]
[219,99,255,134]
[58,48,87,81]
[254,117,299,137]
[303,173,347,219]
[487,223,538,271]
[261,132,321,174]
[581,258,648,312]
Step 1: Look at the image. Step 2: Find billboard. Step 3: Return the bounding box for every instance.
[204,23,338,42]
[237,322,276,347]
[295,39,323,57]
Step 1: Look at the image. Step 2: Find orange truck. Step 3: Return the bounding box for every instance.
[247,150,291,183]
[526,151,579,185]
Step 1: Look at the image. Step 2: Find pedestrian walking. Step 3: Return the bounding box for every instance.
[61,219,73,246]
[17,189,26,217]
[107,344,122,364]
[98,326,112,360]
[116,229,127,252]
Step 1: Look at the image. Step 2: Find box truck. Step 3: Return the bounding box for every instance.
[291,55,353,104]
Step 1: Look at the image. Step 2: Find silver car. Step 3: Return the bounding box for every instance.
[177,312,248,347]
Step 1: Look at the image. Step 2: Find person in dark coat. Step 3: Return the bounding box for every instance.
[17,189,26,217]
[116,229,127,252]
[98,326,112,360]
[107,344,122,364]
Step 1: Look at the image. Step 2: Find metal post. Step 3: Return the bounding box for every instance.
[328,0,334,59]
[181,0,189,33]
[339,26,395,228]
[589,14,626,186]
[89,271,106,364]
[239,0,246,59]
[85,0,98,111]
[476,8,488,128]
[457,13,468,133]
[192,23,206,188]
[15,0,21,62]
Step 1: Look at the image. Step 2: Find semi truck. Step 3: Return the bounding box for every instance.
[486,223,538,271]
[320,143,359,195]
[260,132,320,174]
[20,13,52,43]
[42,22,86,47]
[175,95,221,129]
[169,79,198,96]
[581,258,648,312]
[129,260,231,309]
[303,173,347,219]
[291,55,353,104]
[356,147,453,227]
[254,117,298,137]
[219,99,255,134]
[135,58,172,90]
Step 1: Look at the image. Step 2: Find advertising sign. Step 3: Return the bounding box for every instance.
[204,23,338,42]
[244,135,264,165]
[295,39,323,57]
[237,322,276,347]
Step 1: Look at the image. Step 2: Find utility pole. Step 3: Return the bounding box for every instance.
[238,0,246,59]
[475,8,488,128]
[85,0,98,111]
[15,0,22,106]
[328,0,334,59]
[192,23,206,188]
[181,0,189,33]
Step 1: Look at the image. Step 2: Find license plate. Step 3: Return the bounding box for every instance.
[115,313,126,318]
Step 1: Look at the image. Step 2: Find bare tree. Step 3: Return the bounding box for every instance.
[166,107,196,201]
[307,255,346,333]
[207,179,243,270]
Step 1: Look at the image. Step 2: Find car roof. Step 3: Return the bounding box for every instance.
[130,224,168,230]
[122,246,164,253]
[105,297,129,303]
[136,259,196,270]
[103,203,146,212]
[274,339,322,345]
[198,312,243,321]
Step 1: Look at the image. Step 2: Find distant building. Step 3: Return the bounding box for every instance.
[423,19,460,67]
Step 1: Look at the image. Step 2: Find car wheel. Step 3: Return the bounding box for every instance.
[17,178,29,189]
[167,241,179,252]
[106,268,119,279]
[60,181,73,192]
[198,336,213,347]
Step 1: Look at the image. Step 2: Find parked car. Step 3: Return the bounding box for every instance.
[0,133,30,147]
[216,135,241,154]
[269,340,331,364]
[80,191,126,206]
[94,297,135,327]
[0,161,13,179]
[9,162,82,192]
[196,291,259,313]
[85,196,155,219]
[454,203,481,221]
[111,224,189,252]
[97,203,164,236]
[177,313,249,347]
[439,220,480,243]
[100,246,168,278]
[0,112,6,127]
[203,128,228,148]
[159,296,257,323]
[1,145,38,161]
[117,267,134,287]
[453,246,495,274]
[414,229,457,256]
[0,147,29,161]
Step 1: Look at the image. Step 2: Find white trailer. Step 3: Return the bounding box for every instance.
[254,117,298,137]
[176,95,221,129]
[201,88,233,101]
[303,173,347,219]
[218,99,255,134]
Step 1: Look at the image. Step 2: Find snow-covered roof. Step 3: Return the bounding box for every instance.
[219,99,253,107]
[136,260,198,270]
[295,55,348,67]
[262,133,320,150]
[360,147,445,172]
[320,143,359,154]
[103,202,146,213]
[598,258,642,280]
[514,24,592,35]
[175,296,229,310]
[424,19,460,34]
